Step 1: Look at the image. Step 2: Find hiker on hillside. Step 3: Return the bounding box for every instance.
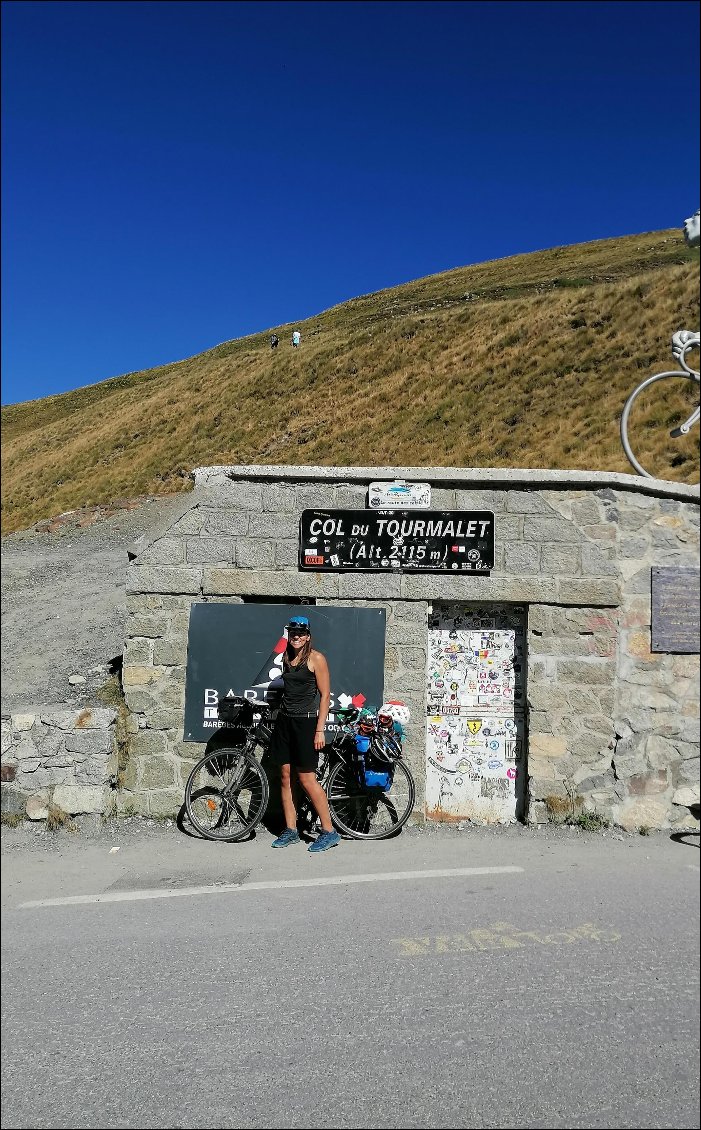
[267,614,340,853]
[270,334,279,350]
[291,329,301,349]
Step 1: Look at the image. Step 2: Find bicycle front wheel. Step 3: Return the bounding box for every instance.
[184,748,269,842]
[326,759,416,840]
[620,370,700,482]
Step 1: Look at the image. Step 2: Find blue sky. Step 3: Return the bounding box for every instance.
[2,0,699,406]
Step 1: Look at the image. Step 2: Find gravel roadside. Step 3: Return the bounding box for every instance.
[1,493,190,713]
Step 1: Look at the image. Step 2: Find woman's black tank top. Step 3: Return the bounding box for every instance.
[281,662,319,715]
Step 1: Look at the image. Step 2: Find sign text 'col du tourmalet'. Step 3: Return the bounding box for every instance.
[299,510,495,573]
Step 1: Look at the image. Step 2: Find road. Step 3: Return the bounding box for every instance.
[1,821,699,1130]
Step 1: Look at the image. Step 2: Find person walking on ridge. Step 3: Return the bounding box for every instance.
[270,333,279,350]
[267,615,340,853]
[291,329,301,348]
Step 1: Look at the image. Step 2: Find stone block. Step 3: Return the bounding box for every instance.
[126,566,202,595]
[530,733,567,759]
[65,730,113,756]
[13,714,36,731]
[540,545,581,574]
[185,538,235,564]
[504,544,540,573]
[130,729,168,756]
[235,540,276,568]
[26,793,50,820]
[678,757,701,784]
[148,791,184,818]
[337,574,402,599]
[152,641,185,667]
[295,485,338,510]
[123,638,153,665]
[275,541,299,567]
[581,544,619,577]
[450,488,505,511]
[123,666,163,687]
[620,536,649,559]
[614,797,668,831]
[199,512,250,537]
[571,497,604,524]
[494,515,522,540]
[262,483,300,512]
[522,516,581,544]
[202,480,263,509]
[139,538,184,566]
[526,686,570,711]
[335,484,369,509]
[126,613,167,639]
[248,513,298,539]
[505,491,549,514]
[52,784,106,815]
[672,785,700,807]
[140,756,177,789]
[122,687,158,713]
[557,659,615,685]
[581,523,617,542]
[556,578,620,606]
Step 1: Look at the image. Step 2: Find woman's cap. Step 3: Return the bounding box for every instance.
[286,615,310,632]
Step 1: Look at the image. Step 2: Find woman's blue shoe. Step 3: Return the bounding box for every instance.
[271,828,301,848]
[308,831,340,853]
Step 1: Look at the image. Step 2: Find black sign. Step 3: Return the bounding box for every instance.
[183,603,386,742]
[299,509,494,573]
[651,567,700,653]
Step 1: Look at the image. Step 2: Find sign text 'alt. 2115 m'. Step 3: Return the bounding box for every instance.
[299,510,495,573]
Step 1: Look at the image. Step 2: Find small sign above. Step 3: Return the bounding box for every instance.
[299,509,494,573]
[368,481,431,509]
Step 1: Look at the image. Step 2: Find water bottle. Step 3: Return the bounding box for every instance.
[355,734,370,784]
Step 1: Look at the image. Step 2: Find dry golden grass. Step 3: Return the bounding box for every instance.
[2,229,698,533]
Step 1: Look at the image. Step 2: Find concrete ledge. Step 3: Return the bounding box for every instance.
[192,464,700,503]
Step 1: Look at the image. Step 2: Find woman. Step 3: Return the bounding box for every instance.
[269,615,340,853]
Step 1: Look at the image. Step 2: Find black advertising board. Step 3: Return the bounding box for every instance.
[299,509,494,573]
[183,603,386,742]
[651,567,700,653]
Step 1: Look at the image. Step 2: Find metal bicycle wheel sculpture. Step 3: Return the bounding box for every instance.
[621,332,700,481]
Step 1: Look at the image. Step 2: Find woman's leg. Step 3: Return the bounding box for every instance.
[280,763,298,829]
[297,770,334,833]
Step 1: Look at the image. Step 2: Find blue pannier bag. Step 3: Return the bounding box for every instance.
[364,767,393,790]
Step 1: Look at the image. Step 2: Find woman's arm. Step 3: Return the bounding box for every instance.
[312,651,331,749]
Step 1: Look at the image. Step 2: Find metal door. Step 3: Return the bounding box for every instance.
[425,603,526,824]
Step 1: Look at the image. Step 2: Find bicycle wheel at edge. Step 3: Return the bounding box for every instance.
[184,748,269,841]
[620,369,700,482]
[326,758,416,840]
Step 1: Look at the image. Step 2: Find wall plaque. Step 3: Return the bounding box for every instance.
[299,509,494,573]
[368,481,431,508]
[651,567,700,653]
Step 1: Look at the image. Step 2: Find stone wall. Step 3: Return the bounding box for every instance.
[5,467,695,830]
[0,708,118,820]
[116,466,698,831]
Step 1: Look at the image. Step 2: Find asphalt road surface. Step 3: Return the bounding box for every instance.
[1,822,699,1130]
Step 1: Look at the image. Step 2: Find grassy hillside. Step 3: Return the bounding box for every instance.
[2,229,698,533]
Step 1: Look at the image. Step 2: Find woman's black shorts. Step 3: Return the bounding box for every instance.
[267,714,319,772]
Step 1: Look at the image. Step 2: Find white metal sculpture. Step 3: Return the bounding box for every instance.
[619,210,700,479]
[683,208,700,247]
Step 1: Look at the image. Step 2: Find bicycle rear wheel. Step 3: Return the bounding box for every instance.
[326,758,415,840]
[184,748,269,841]
[620,370,700,482]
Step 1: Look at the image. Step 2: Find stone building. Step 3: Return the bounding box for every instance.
[117,464,699,832]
